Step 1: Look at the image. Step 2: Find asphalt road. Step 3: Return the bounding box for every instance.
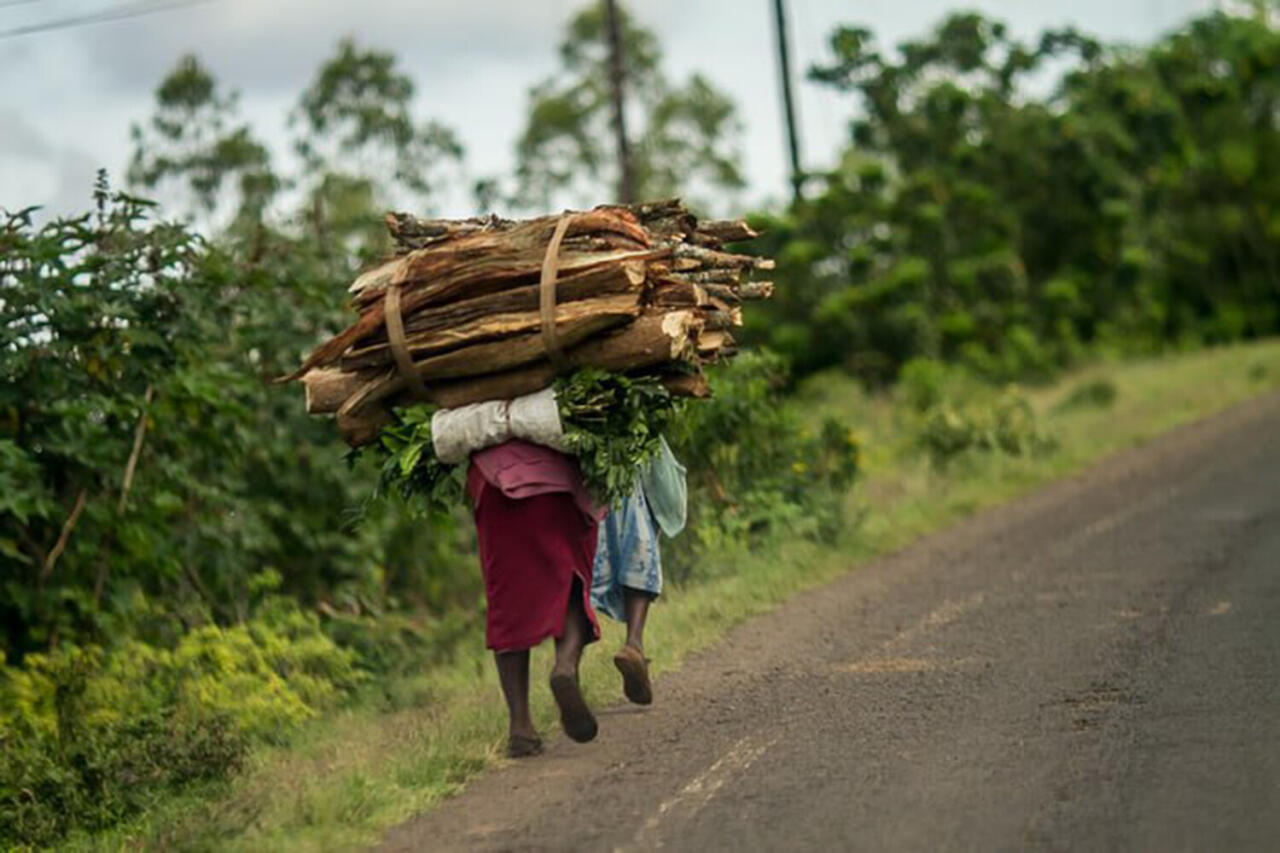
[380,392,1280,852]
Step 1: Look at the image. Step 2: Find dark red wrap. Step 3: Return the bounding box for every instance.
[467,441,601,652]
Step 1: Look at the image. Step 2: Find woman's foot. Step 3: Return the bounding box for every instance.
[549,666,598,743]
[613,643,653,705]
[506,732,544,758]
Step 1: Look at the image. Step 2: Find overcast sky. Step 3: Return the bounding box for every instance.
[0,0,1214,220]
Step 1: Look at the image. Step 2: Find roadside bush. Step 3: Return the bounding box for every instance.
[321,606,481,682]
[2,700,246,848]
[0,599,359,848]
[898,357,951,413]
[0,182,463,665]
[1053,378,1119,413]
[665,351,861,581]
[918,387,1055,466]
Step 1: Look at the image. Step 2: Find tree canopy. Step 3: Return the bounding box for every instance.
[508,2,745,210]
[749,8,1280,383]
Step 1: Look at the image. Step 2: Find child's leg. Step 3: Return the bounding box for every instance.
[622,586,654,652]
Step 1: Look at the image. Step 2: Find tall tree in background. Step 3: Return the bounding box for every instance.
[510,2,745,210]
[127,55,277,229]
[786,15,1106,380]
[131,40,465,256]
[291,38,464,253]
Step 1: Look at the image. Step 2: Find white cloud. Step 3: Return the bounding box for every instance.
[74,0,578,94]
[0,109,100,214]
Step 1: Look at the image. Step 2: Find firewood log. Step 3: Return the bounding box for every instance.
[703,309,742,332]
[697,219,760,244]
[354,260,645,346]
[672,244,775,271]
[288,199,774,447]
[310,309,703,420]
[338,292,643,371]
[349,209,650,304]
[660,371,711,398]
[737,281,774,300]
[283,245,667,381]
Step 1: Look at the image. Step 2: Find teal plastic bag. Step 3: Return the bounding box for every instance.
[639,435,687,538]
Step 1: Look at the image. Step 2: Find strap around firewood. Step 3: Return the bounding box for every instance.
[539,213,576,371]
[385,281,431,400]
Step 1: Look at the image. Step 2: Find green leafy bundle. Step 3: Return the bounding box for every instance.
[369,369,679,514]
[555,369,679,504]
[367,407,464,511]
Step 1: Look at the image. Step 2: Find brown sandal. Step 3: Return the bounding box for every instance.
[549,670,598,743]
[613,644,653,706]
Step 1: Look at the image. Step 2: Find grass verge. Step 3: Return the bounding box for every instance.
[69,341,1280,851]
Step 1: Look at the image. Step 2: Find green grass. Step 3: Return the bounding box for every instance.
[813,340,1280,559]
[69,341,1280,852]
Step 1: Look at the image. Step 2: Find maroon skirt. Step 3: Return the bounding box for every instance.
[469,469,601,652]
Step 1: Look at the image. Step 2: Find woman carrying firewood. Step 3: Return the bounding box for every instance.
[285,201,772,757]
[466,436,606,757]
[431,390,683,754]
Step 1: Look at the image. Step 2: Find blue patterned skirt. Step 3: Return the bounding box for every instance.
[590,485,663,622]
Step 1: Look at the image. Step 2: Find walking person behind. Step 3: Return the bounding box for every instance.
[592,436,687,705]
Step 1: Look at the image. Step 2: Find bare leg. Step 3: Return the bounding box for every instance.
[550,577,598,742]
[552,577,591,676]
[615,587,656,705]
[623,586,654,652]
[495,649,538,751]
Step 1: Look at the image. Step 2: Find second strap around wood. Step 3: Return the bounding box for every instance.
[539,213,577,372]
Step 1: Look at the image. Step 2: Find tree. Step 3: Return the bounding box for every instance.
[127,55,278,229]
[0,172,480,662]
[291,38,464,252]
[510,2,745,210]
[10,40,479,658]
[752,15,1105,380]
[750,8,1279,384]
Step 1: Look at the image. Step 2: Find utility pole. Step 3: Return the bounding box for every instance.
[770,0,805,203]
[603,0,636,203]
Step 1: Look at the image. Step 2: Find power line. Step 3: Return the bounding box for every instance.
[0,0,213,40]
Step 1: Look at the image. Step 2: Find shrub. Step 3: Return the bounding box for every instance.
[898,357,950,412]
[665,351,861,581]
[322,607,481,682]
[1053,378,1119,413]
[918,387,1055,466]
[0,600,359,848]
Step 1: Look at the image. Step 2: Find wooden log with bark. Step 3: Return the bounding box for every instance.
[285,199,774,446]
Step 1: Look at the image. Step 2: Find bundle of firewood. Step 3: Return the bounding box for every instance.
[286,199,774,445]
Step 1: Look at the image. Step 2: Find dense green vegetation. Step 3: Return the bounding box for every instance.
[2,3,1277,847]
[752,9,1280,383]
[62,341,1280,852]
[0,186,839,844]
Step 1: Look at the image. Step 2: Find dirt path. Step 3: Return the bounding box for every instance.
[379,391,1280,852]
